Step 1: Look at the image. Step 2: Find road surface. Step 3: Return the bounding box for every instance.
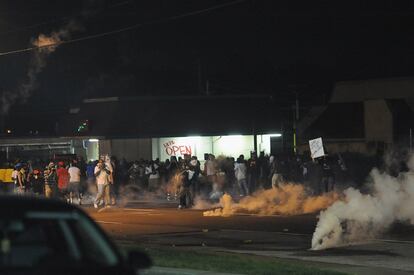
[86,200,414,275]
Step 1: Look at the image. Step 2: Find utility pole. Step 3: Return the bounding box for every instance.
[410,128,413,152]
[293,91,299,154]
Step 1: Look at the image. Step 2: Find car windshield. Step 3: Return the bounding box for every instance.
[0,211,119,269]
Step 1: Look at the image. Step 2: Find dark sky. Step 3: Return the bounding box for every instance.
[1,0,414,112]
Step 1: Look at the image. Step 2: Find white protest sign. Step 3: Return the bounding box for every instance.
[309,137,325,159]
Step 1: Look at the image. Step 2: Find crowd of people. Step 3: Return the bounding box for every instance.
[150,151,348,209]
[0,155,117,208]
[0,150,349,209]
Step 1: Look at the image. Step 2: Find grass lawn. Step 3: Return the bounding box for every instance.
[119,242,347,275]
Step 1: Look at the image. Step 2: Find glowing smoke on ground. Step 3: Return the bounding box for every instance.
[192,197,220,210]
[203,183,339,217]
[311,155,414,250]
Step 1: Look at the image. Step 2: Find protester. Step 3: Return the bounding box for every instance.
[44,162,58,198]
[247,152,258,193]
[189,156,201,196]
[0,147,357,210]
[94,159,111,208]
[16,163,26,194]
[68,162,81,204]
[269,155,283,188]
[321,156,335,192]
[178,165,194,209]
[234,155,248,196]
[28,169,44,196]
[57,161,70,201]
[104,155,116,205]
[147,160,160,192]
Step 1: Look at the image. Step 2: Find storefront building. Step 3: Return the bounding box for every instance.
[151,134,282,162]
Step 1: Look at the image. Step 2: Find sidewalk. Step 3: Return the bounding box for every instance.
[142,266,242,275]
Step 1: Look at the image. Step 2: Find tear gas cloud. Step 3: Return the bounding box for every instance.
[203,183,339,217]
[311,154,414,250]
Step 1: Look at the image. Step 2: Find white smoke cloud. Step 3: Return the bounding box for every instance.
[311,155,414,250]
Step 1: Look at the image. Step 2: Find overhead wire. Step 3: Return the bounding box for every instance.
[0,0,133,36]
[0,0,247,57]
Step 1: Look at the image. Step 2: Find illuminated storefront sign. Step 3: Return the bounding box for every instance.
[163,140,193,156]
[152,134,281,161]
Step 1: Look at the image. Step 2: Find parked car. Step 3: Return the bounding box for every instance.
[0,195,151,274]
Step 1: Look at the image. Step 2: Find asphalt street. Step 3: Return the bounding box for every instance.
[85,201,414,275]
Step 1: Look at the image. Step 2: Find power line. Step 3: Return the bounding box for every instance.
[0,1,133,36]
[0,0,247,57]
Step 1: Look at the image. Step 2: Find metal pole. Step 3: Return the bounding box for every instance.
[254,134,258,154]
[295,92,300,120]
[293,106,296,154]
[293,92,299,154]
[410,128,413,152]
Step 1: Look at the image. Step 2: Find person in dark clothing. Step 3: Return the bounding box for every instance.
[76,156,87,195]
[225,157,236,193]
[167,156,179,181]
[189,156,201,196]
[247,152,258,193]
[292,156,304,183]
[128,161,141,185]
[28,169,44,196]
[117,158,129,186]
[321,156,335,192]
[257,152,269,189]
[178,167,194,209]
[278,155,289,184]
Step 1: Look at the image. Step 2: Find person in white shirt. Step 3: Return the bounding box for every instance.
[94,159,111,208]
[204,154,217,192]
[234,155,248,196]
[68,162,81,204]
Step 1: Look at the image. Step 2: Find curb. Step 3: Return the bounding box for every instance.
[141,266,242,275]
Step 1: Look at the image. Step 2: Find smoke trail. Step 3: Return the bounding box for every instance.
[203,183,339,217]
[311,155,414,250]
[0,19,80,114]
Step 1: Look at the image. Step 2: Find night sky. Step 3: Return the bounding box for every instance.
[1,0,414,129]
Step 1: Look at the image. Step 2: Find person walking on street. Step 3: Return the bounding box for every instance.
[68,162,81,204]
